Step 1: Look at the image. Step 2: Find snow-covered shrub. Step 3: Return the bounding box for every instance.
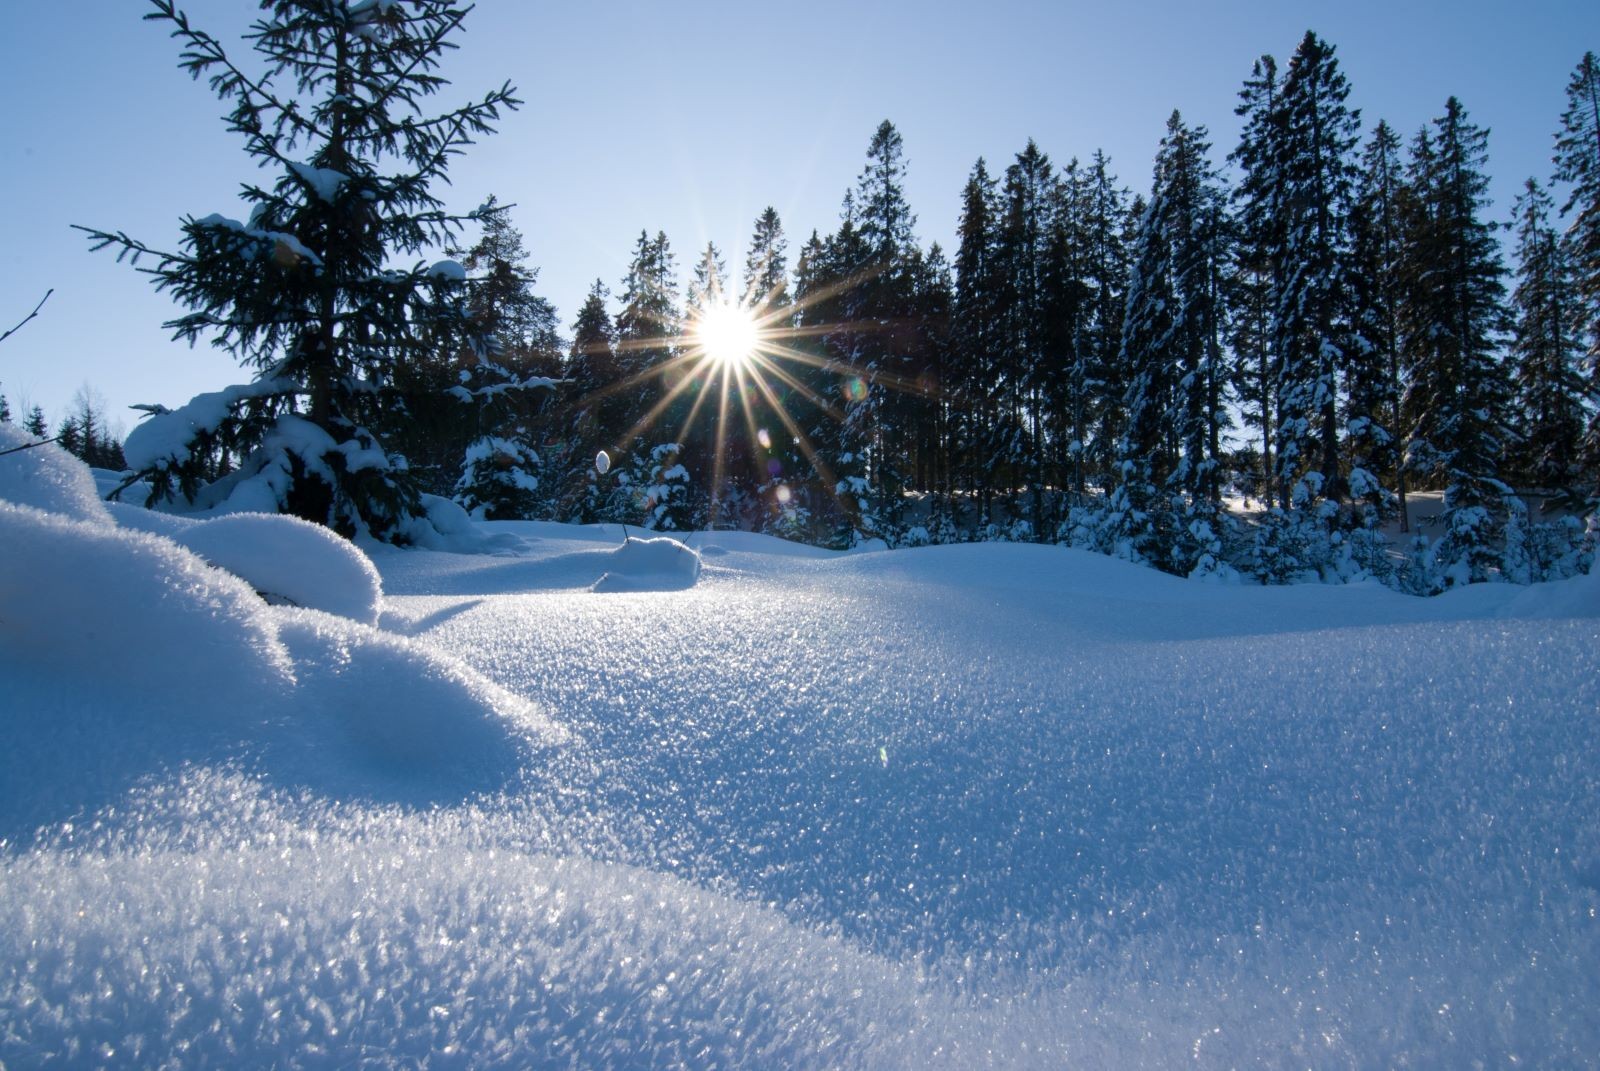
[169,512,384,624]
[454,435,541,520]
[638,443,695,532]
[757,481,813,543]
[1250,507,1317,584]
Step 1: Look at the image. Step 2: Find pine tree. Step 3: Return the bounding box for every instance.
[1552,52,1600,509]
[1075,151,1132,504]
[1273,32,1362,518]
[0,389,10,424]
[743,207,790,310]
[80,0,522,540]
[1507,178,1586,492]
[564,280,620,521]
[394,198,561,499]
[1346,120,1407,526]
[23,406,48,439]
[1112,112,1230,574]
[848,121,922,541]
[995,140,1056,534]
[952,157,1002,527]
[1229,54,1285,505]
[687,242,728,315]
[56,416,83,460]
[614,230,681,447]
[1398,99,1514,586]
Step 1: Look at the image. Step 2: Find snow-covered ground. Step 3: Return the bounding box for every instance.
[3,429,1598,1068]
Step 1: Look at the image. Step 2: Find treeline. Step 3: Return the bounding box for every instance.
[89,4,1597,591]
[443,34,1596,589]
[0,386,126,470]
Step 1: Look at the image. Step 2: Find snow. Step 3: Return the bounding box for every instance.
[426,258,467,282]
[0,423,112,524]
[591,533,702,592]
[169,512,384,623]
[287,160,347,203]
[192,214,323,266]
[2,441,1598,1067]
[123,378,296,473]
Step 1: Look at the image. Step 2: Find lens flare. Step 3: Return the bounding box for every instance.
[693,302,759,370]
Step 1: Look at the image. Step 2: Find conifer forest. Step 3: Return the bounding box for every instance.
[32,14,1600,593]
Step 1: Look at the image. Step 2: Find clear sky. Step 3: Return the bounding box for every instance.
[2,1,1595,436]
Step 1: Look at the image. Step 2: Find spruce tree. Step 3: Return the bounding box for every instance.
[1275,33,1362,515]
[564,280,620,521]
[1229,55,1285,505]
[848,121,921,542]
[1113,112,1230,574]
[1552,52,1600,510]
[23,406,48,439]
[81,0,522,540]
[1346,120,1407,527]
[1398,99,1515,586]
[0,389,10,424]
[1507,178,1586,492]
[743,207,790,310]
[614,230,681,447]
[952,157,1002,527]
[995,140,1056,534]
[1076,151,1132,505]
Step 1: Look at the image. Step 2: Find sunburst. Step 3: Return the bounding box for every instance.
[576,266,942,531]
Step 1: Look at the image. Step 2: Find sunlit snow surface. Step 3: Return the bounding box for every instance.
[4,472,1599,1066]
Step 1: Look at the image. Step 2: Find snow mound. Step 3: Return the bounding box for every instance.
[395,493,527,555]
[591,534,702,592]
[0,500,294,698]
[0,778,947,1071]
[0,425,112,525]
[172,512,383,624]
[0,447,566,834]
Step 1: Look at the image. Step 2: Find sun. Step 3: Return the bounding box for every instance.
[693,301,760,371]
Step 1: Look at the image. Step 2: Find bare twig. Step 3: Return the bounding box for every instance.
[0,289,53,346]
[0,434,62,458]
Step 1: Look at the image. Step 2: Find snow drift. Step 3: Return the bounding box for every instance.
[2,430,1597,1068]
[0,429,563,834]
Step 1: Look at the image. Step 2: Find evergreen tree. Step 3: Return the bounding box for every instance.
[614,230,681,446]
[687,241,728,315]
[80,0,522,540]
[563,281,622,521]
[1398,99,1514,586]
[995,140,1056,533]
[23,406,48,439]
[743,207,790,309]
[452,196,563,376]
[848,120,922,541]
[454,435,540,520]
[1229,54,1285,504]
[1346,120,1407,526]
[1075,151,1132,504]
[1552,52,1600,509]
[1112,112,1230,574]
[1507,178,1586,491]
[1272,32,1362,516]
[0,389,9,424]
[815,202,879,546]
[952,157,1002,527]
[55,416,83,460]
[394,198,561,498]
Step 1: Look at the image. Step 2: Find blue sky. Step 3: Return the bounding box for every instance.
[2,0,1595,434]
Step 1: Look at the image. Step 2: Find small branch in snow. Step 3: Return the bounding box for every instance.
[0,289,53,346]
[0,434,62,458]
